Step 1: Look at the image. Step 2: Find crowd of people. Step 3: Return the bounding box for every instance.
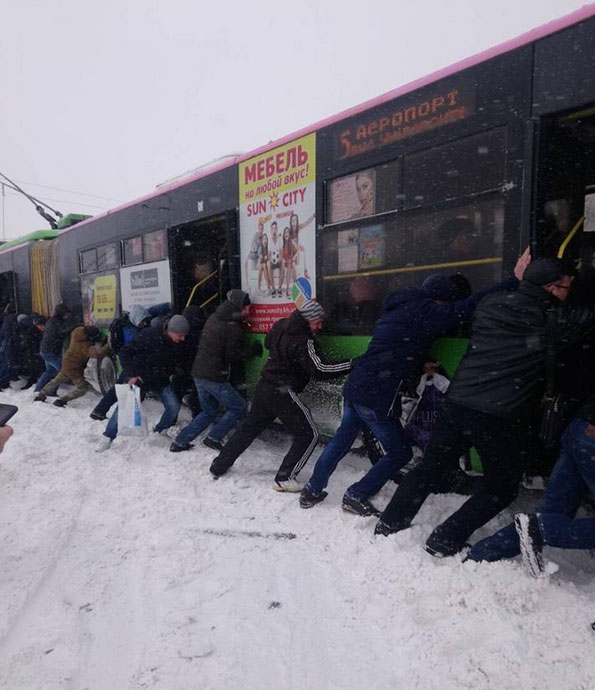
[2,250,595,579]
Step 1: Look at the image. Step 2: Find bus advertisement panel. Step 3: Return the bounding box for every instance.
[120,259,172,312]
[81,271,118,327]
[239,133,316,332]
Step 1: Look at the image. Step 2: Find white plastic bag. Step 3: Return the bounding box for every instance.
[115,384,148,437]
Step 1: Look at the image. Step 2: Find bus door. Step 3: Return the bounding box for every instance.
[534,105,595,274]
[169,212,236,316]
[0,271,17,312]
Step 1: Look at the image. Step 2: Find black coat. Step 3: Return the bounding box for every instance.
[191,301,257,382]
[343,278,518,416]
[448,281,595,419]
[40,305,70,355]
[260,310,351,393]
[119,324,182,391]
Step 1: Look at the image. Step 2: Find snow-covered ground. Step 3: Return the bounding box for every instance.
[1,385,594,690]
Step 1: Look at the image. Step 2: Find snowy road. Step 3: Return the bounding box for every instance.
[0,386,594,690]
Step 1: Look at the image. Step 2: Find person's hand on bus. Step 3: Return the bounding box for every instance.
[424,361,441,376]
[514,247,531,280]
[128,376,142,386]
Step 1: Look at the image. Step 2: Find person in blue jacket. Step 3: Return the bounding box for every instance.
[299,254,528,516]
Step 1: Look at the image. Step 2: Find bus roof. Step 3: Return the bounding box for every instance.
[0,230,58,252]
[58,3,595,236]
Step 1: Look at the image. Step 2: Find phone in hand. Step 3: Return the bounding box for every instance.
[0,404,18,426]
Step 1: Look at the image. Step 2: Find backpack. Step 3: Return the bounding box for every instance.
[108,313,132,354]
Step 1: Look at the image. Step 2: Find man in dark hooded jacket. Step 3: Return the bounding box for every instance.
[299,255,528,515]
[375,258,595,557]
[209,300,351,491]
[170,290,262,452]
[16,314,46,389]
[34,303,71,392]
[96,314,189,451]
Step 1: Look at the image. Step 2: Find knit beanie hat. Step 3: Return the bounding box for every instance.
[129,304,152,327]
[226,289,251,310]
[422,274,458,301]
[522,258,570,286]
[166,314,190,335]
[298,300,325,322]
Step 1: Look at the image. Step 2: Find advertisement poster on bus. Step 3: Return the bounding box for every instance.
[329,168,376,223]
[239,133,316,332]
[80,271,118,327]
[119,259,172,312]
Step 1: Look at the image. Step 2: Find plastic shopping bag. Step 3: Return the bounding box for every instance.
[115,384,148,437]
[404,373,450,451]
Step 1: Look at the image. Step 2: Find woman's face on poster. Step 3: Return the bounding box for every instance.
[355,172,374,214]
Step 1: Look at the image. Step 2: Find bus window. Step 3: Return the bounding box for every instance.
[122,236,143,265]
[321,197,504,334]
[326,160,399,224]
[96,243,118,271]
[143,229,167,262]
[80,248,98,274]
[403,128,506,210]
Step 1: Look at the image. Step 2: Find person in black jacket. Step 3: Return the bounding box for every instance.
[34,303,71,392]
[170,290,262,453]
[209,300,351,491]
[375,257,595,558]
[0,313,19,389]
[16,314,46,389]
[299,261,524,515]
[96,315,189,451]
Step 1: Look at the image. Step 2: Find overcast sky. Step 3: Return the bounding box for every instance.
[0,0,590,239]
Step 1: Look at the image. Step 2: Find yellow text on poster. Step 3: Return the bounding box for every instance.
[93,274,117,320]
[239,133,316,204]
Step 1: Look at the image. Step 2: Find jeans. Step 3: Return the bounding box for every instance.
[92,372,127,417]
[306,399,412,498]
[468,417,595,561]
[174,379,247,446]
[35,353,62,391]
[104,384,181,440]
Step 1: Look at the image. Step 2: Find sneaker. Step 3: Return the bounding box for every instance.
[203,437,224,452]
[274,478,302,493]
[374,519,404,537]
[89,411,106,421]
[514,513,545,578]
[53,399,67,408]
[341,493,381,517]
[169,442,195,453]
[95,436,113,453]
[299,485,328,508]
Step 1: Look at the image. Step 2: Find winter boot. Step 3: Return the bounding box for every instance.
[89,410,106,421]
[299,485,328,508]
[53,398,67,407]
[374,519,406,537]
[169,442,195,453]
[341,492,381,517]
[203,437,224,452]
[33,394,46,402]
[514,513,545,578]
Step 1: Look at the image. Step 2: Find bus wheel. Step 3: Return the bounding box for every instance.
[98,356,117,395]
